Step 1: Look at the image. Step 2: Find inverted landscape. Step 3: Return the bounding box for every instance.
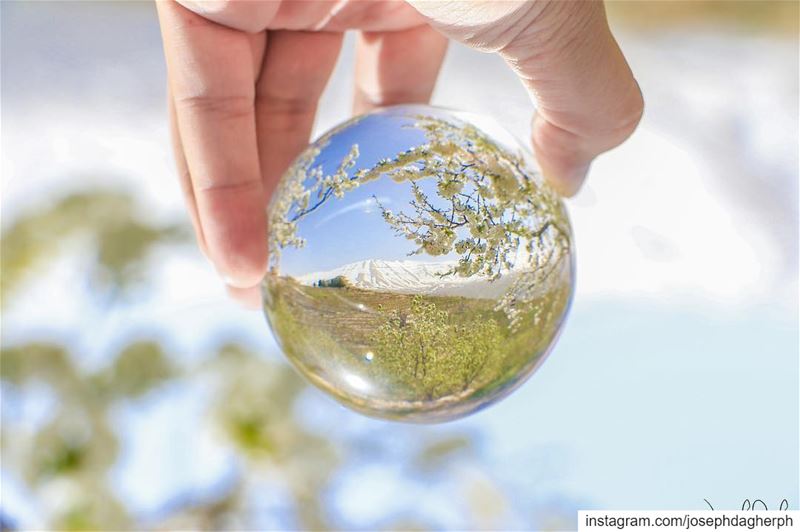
[263,106,574,421]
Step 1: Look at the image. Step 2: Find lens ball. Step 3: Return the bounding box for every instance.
[263,105,574,422]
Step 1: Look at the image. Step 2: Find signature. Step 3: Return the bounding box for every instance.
[704,498,790,511]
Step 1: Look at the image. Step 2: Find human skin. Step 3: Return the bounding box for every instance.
[156,0,643,305]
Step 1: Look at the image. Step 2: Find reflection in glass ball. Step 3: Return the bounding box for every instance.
[263,105,574,422]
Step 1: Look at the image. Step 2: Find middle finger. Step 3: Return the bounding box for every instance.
[255,30,345,196]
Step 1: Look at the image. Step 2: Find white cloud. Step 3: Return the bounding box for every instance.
[313,196,392,228]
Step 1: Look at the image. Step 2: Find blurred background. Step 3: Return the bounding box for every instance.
[1,1,797,529]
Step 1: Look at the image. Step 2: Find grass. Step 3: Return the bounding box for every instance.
[263,276,571,422]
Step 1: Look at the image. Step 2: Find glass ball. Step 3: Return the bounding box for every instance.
[263,105,574,422]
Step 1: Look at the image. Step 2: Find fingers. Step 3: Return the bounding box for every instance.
[168,87,208,257]
[255,30,344,195]
[353,24,448,114]
[157,0,268,287]
[504,2,643,196]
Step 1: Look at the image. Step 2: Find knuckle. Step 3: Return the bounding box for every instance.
[258,92,315,116]
[256,93,317,131]
[175,93,254,121]
[504,1,599,61]
[355,87,429,108]
[607,84,645,141]
[195,176,261,194]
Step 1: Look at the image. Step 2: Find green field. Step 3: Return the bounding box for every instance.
[263,276,570,421]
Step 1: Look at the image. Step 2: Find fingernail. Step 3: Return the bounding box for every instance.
[565,163,591,195]
[545,162,590,197]
[224,284,263,310]
[222,273,253,289]
[178,0,226,15]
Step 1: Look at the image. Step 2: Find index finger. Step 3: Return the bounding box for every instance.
[157,0,267,287]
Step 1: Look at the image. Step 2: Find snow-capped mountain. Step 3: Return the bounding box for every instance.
[296,259,513,298]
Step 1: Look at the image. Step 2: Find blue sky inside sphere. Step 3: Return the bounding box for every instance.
[279,110,457,277]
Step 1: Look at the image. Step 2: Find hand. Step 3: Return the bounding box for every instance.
[156,0,643,304]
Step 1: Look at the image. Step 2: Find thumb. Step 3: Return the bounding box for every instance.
[407,1,643,196]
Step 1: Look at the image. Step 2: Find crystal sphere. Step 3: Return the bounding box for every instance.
[263,105,574,422]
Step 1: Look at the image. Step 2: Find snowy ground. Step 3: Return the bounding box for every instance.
[2,1,798,526]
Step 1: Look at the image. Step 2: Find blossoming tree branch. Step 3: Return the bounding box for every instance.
[268,114,572,328]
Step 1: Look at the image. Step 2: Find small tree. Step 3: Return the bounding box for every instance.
[373,296,502,399]
[317,275,350,288]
